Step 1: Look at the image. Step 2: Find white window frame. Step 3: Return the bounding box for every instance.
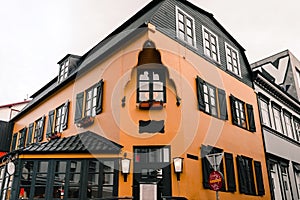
[202,26,221,63]
[175,6,197,48]
[259,98,271,127]
[58,58,70,83]
[225,42,242,77]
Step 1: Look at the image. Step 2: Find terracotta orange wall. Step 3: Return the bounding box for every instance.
[12,25,270,199]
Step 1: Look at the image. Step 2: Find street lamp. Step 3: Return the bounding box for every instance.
[121,157,131,182]
[173,157,183,181]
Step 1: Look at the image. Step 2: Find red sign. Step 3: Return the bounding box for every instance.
[208,171,223,191]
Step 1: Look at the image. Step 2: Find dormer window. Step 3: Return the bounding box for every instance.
[57,54,81,84]
[58,59,70,83]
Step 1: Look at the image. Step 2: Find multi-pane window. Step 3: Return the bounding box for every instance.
[58,59,70,83]
[294,165,300,199]
[272,106,283,133]
[46,101,69,138]
[202,26,220,62]
[18,128,27,149]
[230,95,256,132]
[17,159,118,199]
[176,6,196,47]
[137,68,166,103]
[0,165,14,200]
[225,43,241,76]
[55,105,66,133]
[234,100,246,128]
[196,76,228,120]
[281,165,292,200]
[85,86,98,117]
[75,80,104,123]
[283,112,294,139]
[294,119,300,142]
[259,98,271,126]
[269,162,283,199]
[133,146,171,198]
[34,116,45,143]
[203,84,217,117]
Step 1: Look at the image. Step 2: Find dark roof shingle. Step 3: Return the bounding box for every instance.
[23,131,123,154]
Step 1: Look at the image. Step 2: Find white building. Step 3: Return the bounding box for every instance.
[252,50,300,200]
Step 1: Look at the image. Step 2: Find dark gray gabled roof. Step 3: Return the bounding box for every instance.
[13,0,251,120]
[22,131,123,154]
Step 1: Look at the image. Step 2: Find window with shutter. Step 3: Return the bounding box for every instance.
[230,95,256,132]
[18,128,27,149]
[196,76,227,120]
[75,80,104,125]
[236,155,257,195]
[34,116,45,143]
[26,123,34,146]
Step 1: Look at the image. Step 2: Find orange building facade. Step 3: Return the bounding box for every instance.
[0,1,270,199]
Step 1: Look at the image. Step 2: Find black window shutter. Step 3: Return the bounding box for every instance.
[38,116,45,142]
[246,104,256,132]
[11,133,18,151]
[26,123,34,146]
[230,95,238,125]
[96,79,104,115]
[46,110,55,138]
[236,156,247,194]
[225,153,236,192]
[218,89,228,120]
[254,161,265,196]
[196,76,205,111]
[62,100,70,130]
[201,145,213,189]
[75,92,84,122]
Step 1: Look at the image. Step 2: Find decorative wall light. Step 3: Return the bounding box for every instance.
[173,157,183,181]
[121,156,131,182]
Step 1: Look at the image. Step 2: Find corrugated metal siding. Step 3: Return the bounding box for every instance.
[0,121,13,152]
[150,0,253,87]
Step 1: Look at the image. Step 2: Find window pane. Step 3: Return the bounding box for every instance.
[103,161,114,172]
[139,92,149,101]
[139,82,149,91]
[178,13,184,22]
[153,82,163,91]
[140,71,150,80]
[153,92,164,101]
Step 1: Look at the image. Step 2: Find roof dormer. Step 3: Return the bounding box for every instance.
[57,54,81,83]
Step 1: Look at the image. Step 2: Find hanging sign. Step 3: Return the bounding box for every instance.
[7,161,15,175]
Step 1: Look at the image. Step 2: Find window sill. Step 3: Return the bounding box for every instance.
[138,101,164,110]
[76,116,94,128]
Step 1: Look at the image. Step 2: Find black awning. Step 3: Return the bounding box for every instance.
[23,131,123,154]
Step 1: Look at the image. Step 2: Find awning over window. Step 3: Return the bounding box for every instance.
[23,131,123,154]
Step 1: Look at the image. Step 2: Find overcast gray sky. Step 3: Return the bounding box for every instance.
[0,0,299,105]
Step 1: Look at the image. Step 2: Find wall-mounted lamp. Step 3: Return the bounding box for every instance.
[173,157,183,181]
[121,157,131,182]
